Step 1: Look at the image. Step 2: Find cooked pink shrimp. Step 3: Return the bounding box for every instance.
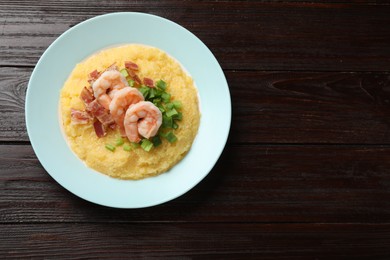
[92,70,128,110]
[124,101,162,143]
[109,87,144,136]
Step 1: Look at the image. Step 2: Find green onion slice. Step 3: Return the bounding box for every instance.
[105,144,116,152]
[149,88,156,98]
[162,115,173,128]
[172,100,182,109]
[166,108,178,118]
[127,79,135,87]
[120,68,129,78]
[139,86,149,98]
[152,136,162,147]
[165,132,177,143]
[166,102,174,110]
[141,139,154,152]
[115,137,124,146]
[123,144,131,151]
[161,92,171,103]
[156,80,167,90]
[158,105,165,113]
[172,112,182,121]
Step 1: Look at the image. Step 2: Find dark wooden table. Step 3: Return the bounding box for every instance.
[1,1,390,258]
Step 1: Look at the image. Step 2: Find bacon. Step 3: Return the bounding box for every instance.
[133,74,142,85]
[123,61,142,86]
[86,99,102,114]
[89,70,100,79]
[97,112,115,126]
[126,69,141,85]
[126,68,137,77]
[80,86,94,105]
[93,120,106,138]
[108,122,116,130]
[86,100,115,126]
[70,108,91,124]
[143,77,154,88]
[125,61,139,71]
[88,70,100,84]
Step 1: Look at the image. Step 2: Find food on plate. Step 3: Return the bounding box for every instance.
[60,44,200,180]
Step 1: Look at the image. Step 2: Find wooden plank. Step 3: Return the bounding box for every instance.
[6,67,390,143]
[229,71,390,144]
[0,2,390,71]
[0,67,29,141]
[1,144,390,223]
[1,223,390,259]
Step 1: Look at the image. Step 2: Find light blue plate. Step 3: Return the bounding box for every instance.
[25,12,231,208]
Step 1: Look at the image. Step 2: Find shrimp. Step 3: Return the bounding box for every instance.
[124,101,162,143]
[109,87,144,136]
[92,70,128,110]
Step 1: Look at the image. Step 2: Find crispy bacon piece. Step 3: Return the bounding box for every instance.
[126,68,136,77]
[80,86,94,104]
[89,70,99,79]
[108,123,116,130]
[125,61,139,71]
[143,77,154,88]
[93,120,106,138]
[88,70,100,84]
[97,112,115,126]
[86,100,115,126]
[86,99,101,114]
[124,61,142,86]
[70,108,91,124]
[133,74,142,85]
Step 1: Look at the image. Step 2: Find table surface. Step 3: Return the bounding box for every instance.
[1,1,390,259]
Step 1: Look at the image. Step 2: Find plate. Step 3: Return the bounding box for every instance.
[25,12,231,208]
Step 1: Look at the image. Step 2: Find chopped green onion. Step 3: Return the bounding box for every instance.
[166,102,174,110]
[141,139,153,152]
[115,137,124,146]
[165,132,177,143]
[152,98,161,106]
[172,100,182,109]
[123,144,131,151]
[120,68,129,78]
[139,86,149,98]
[162,115,173,128]
[149,88,156,98]
[161,92,171,103]
[152,136,162,147]
[105,144,116,152]
[172,112,182,121]
[158,105,165,113]
[156,80,167,90]
[154,89,163,98]
[172,122,179,129]
[166,108,178,118]
[127,79,135,87]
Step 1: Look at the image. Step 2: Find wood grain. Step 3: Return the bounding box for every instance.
[7,67,390,143]
[0,67,29,141]
[0,2,390,71]
[2,144,390,223]
[1,223,390,259]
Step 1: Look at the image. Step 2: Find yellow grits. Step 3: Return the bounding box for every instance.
[60,44,200,180]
